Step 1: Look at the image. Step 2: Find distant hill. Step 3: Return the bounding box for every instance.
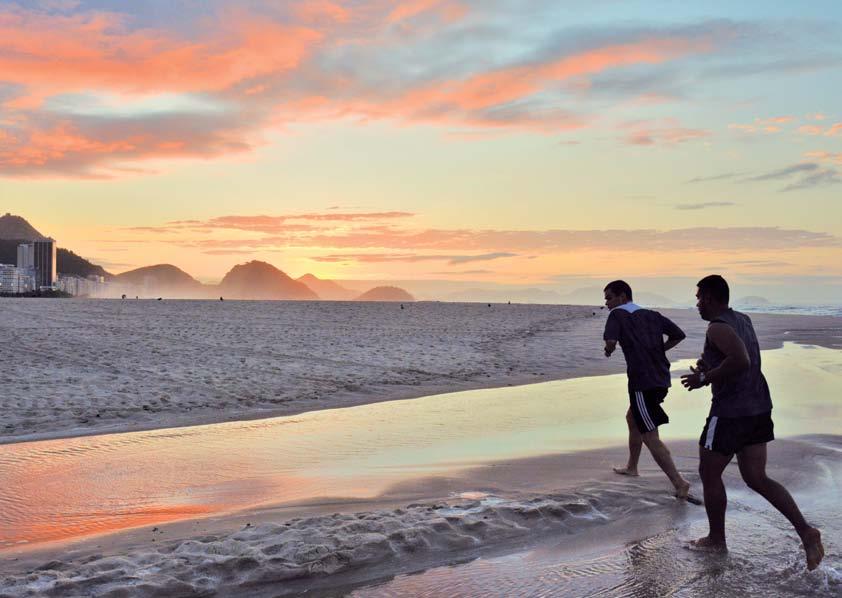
[220,261,318,300]
[115,264,203,295]
[0,213,112,279]
[355,286,414,302]
[0,213,46,241]
[57,248,112,280]
[297,273,357,300]
[558,286,680,308]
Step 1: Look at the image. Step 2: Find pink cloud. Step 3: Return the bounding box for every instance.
[728,116,795,134]
[0,4,728,177]
[805,151,842,165]
[385,0,467,24]
[292,1,351,24]
[160,219,840,254]
[0,117,255,178]
[623,119,710,146]
[827,123,842,137]
[395,37,711,116]
[125,212,417,234]
[798,123,842,136]
[0,8,321,99]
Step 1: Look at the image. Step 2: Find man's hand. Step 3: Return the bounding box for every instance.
[681,366,706,391]
[604,340,617,358]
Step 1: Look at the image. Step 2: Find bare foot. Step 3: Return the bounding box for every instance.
[802,527,825,571]
[674,479,691,499]
[613,467,639,477]
[687,536,727,552]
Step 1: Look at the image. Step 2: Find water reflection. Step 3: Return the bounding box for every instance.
[0,343,839,550]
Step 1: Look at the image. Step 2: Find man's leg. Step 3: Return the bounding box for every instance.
[737,443,824,570]
[614,408,642,476]
[640,428,690,497]
[694,446,733,548]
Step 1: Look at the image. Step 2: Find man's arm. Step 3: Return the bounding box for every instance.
[661,315,686,352]
[681,323,750,390]
[603,311,620,358]
[663,336,683,351]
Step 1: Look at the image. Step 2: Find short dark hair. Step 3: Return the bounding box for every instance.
[697,274,729,304]
[604,280,633,301]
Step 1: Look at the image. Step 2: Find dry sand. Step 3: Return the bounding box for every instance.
[1,299,839,444]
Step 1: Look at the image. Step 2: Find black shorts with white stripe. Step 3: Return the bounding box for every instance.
[699,411,774,456]
[628,387,669,434]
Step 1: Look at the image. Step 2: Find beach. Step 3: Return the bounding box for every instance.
[1,298,840,445]
[0,299,840,596]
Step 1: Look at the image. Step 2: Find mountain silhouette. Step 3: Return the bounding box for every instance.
[0,213,111,279]
[220,261,318,300]
[355,286,414,302]
[297,273,357,300]
[115,264,203,294]
[0,213,47,240]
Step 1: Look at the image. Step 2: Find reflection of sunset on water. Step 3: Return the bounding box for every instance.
[15,505,214,548]
[2,344,840,553]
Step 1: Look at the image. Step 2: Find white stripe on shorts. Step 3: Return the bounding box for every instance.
[704,416,719,450]
[636,391,656,431]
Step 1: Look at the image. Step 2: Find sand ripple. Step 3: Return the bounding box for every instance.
[0,482,681,597]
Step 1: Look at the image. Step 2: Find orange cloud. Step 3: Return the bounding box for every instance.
[161,218,840,254]
[625,126,709,146]
[0,117,255,177]
[805,151,842,165]
[0,4,731,177]
[798,122,842,136]
[0,7,321,100]
[396,37,711,116]
[385,0,467,24]
[292,1,351,24]
[622,118,710,146]
[728,116,795,134]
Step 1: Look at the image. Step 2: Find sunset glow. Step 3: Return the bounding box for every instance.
[1,1,841,298]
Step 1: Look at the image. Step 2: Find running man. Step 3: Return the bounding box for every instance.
[603,280,693,501]
[681,274,824,570]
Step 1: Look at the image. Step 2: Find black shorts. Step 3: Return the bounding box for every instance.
[628,388,669,434]
[699,412,774,456]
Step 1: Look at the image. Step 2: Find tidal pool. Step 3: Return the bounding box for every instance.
[1,343,839,550]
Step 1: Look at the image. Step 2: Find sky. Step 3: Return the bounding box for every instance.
[1,0,841,300]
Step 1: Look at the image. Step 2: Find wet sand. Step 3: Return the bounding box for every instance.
[2,436,838,597]
[1,299,840,444]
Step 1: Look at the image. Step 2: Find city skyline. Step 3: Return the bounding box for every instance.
[1,1,841,297]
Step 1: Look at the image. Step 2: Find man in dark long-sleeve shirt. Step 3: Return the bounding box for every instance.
[603,280,693,501]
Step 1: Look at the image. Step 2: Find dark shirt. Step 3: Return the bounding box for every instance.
[701,308,773,418]
[603,304,685,391]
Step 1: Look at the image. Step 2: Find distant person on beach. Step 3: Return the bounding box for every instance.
[603,280,693,501]
[681,274,824,570]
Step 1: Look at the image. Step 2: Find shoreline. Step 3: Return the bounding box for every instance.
[2,301,840,446]
[2,435,837,595]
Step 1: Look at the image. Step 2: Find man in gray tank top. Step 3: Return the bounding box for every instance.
[681,275,824,571]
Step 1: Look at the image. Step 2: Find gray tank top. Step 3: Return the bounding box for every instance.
[701,309,772,417]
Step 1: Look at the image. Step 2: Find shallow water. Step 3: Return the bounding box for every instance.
[350,451,842,598]
[1,343,840,551]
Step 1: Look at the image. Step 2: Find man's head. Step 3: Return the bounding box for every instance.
[696,274,729,321]
[604,280,632,309]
